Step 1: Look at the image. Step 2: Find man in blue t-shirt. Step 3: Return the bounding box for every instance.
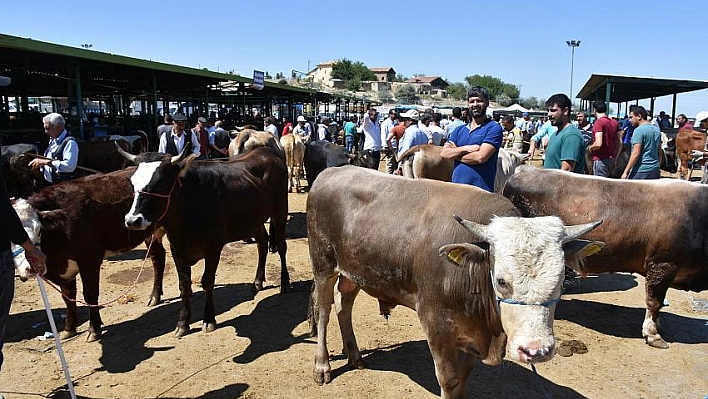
[440,86,503,192]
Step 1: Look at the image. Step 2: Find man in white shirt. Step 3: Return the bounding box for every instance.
[360,108,383,165]
[264,116,279,138]
[380,109,398,174]
[29,113,79,184]
[158,113,201,157]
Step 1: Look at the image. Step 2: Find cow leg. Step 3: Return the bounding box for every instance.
[147,234,166,306]
[79,261,103,342]
[174,259,193,338]
[201,248,222,333]
[642,261,677,349]
[423,317,470,399]
[311,273,338,385]
[270,203,290,293]
[59,278,79,339]
[252,225,269,291]
[334,278,364,370]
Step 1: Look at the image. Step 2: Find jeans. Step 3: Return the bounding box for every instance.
[593,159,612,177]
[345,135,354,153]
[0,250,15,371]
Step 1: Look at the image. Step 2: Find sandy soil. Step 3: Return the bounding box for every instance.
[1,168,708,399]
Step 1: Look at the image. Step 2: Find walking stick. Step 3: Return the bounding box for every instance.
[36,276,77,399]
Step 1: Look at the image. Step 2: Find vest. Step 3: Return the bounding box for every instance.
[49,135,78,183]
[165,131,192,156]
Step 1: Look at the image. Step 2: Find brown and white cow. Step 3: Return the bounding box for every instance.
[12,169,166,341]
[124,146,290,337]
[280,134,305,193]
[308,166,602,398]
[674,126,706,179]
[228,129,283,159]
[397,144,528,193]
[502,165,708,348]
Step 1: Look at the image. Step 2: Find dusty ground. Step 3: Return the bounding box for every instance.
[1,164,708,399]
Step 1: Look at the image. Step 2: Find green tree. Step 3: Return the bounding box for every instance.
[332,59,376,86]
[378,90,393,103]
[275,72,285,79]
[394,73,408,82]
[446,81,468,101]
[464,75,520,101]
[519,96,538,110]
[395,84,418,103]
[347,78,362,92]
[496,93,513,107]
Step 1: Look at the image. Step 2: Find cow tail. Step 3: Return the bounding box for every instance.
[308,281,319,337]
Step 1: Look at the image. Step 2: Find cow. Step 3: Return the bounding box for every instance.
[77,140,134,173]
[1,143,40,198]
[502,165,708,348]
[674,127,706,180]
[12,168,167,341]
[90,130,149,154]
[280,134,305,193]
[397,145,528,193]
[123,146,290,337]
[307,166,603,397]
[228,129,283,159]
[303,140,383,188]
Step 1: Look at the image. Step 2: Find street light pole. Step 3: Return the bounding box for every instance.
[566,40,580,104]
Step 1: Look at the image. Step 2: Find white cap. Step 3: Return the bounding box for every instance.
[296,115,306,122]
[399,110,419,121]
[694,111,708,127]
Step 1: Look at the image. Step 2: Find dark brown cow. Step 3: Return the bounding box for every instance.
[77,140,133,173]
[674,126,706,179]
[124,146,290,337]
[17,168,166,341]
[308,166,602,398]
[502,166,708,348]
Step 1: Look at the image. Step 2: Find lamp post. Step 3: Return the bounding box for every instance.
[566,40,580,103]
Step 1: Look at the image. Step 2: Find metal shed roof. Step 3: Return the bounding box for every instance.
[575,74,708,102]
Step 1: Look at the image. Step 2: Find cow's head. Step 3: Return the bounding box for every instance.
[11,199,42,281]
[347,150,378,169]
[440,215,603,364]
[124,146,194,230]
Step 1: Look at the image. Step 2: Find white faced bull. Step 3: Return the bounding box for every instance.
[440,215,603,364]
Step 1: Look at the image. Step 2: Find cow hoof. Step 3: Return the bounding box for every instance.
[202,322,216,333]
[349,358,366,370]
[86,331,102,342]
[60,330,78,340]
[174,326,189,338]
[147,295,162,307]
[253,281,264,291]
[314,370,331,385]
[646,336,669,349]
[279,282,290,293]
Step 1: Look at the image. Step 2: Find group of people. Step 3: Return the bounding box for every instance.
[156,114,231,159]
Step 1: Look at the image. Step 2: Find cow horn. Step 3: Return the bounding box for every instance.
[562,220,603,243]
[170,143,191,164]
[115,141,136,163]
[453,214,489,241]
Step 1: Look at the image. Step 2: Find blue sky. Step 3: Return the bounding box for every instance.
[3,0,708,117]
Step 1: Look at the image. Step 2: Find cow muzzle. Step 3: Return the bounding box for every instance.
[125,213,150,230]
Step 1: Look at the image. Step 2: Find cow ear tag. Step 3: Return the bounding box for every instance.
[447,248,465,265]
[581,243,602,257]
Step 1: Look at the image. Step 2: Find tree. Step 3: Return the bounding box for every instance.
[446,81,467,101]
[378,90,393,103]
[265,71,272,79]
[395,84,418,103]
[347,78,362,92]
[394,73,408,82]
[275,72,285,79]
[332,59,376,85]
[496,93,513,107]
[464,75,519,101]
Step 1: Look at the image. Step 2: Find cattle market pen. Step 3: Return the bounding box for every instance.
[0,33,370,148]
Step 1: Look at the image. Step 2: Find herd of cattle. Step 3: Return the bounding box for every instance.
[5,126,708,398]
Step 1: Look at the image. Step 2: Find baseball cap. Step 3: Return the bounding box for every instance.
[522,112,529,117]
[399,110,419,121]
[297,115,306,122]
[694,111,708,126]
[197,117,208,123]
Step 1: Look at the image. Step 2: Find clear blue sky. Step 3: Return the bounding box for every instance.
[3,0,708,117]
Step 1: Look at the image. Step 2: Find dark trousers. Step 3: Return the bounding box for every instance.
[0,250,15,370]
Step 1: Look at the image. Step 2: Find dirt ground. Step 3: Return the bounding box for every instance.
[2,164,708,399]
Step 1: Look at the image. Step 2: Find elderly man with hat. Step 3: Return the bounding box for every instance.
[440,86,503,192]
[292,115,312,143]
[157,113,202,157]
[191,116,210,159]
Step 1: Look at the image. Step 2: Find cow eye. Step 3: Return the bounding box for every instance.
[497,278,506,287]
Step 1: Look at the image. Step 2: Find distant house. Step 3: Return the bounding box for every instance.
[307,60,336,86]
[370,67,396,82]
[404,76,449,94]
[361,81,392,92]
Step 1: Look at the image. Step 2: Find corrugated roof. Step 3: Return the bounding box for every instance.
[575,74,708,102]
